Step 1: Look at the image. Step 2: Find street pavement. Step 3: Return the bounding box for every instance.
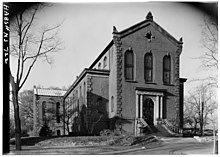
[110,139,214,155]
[8,137,217,155]
[100,137,216,155]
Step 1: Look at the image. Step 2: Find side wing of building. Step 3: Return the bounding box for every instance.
[33,87,66,136]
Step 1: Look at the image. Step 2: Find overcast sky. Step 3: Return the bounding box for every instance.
[10,2,217,94]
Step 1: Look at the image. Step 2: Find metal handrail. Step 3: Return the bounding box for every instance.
[162,119,182,134]
[137,118,148,128]
[136,117,153,133]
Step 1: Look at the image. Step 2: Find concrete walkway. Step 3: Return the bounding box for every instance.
[159,137,217,155]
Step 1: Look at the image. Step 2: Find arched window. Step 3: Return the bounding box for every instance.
[57,130,60,136]
[103,56,107,68]
[83,82,86,97]
[98,62,101,69]
[124,50,134,80]
[144,52,153,82]
[163,55,171,84]
[96,97,102,106]
[79,86,81,97]
[111,96,114,112]
[56,102,60,123]
[42,101,46,120]
[75,90,78,98]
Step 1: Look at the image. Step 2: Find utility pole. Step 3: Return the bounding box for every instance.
[213,119,216,154]
[199,89,204,136]
[210,92,217,154]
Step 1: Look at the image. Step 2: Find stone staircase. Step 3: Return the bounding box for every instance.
[137,118,183,137]
[137,118,153,133]
[153,119,183,137]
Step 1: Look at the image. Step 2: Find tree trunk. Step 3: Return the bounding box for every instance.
[66,122,70,135]
[194,122,197,135]
[12,89,22,150]
[200,102,204,136]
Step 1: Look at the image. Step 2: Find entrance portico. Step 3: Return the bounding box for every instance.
[135,88,165,135]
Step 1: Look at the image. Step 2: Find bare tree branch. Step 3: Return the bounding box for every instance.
[16,14,22,86]
[21,7,38,45]
[18,37,28,85]
[200,15,218,71]
[18,30,45,90]
[184,83,217,133]
[23,47,55,62]
[9,3,63,150]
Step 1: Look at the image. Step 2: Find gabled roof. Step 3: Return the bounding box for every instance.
[89,12,183,70]
[34,87,66,97]
[113,12,183,46]
[65,12,183,99]
[89,40,113,69]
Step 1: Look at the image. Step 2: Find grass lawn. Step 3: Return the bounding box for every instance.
[36,135,160,147]
[10,135,160,147]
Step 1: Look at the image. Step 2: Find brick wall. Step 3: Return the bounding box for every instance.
[33,95,64,136]
[117,21,182,133]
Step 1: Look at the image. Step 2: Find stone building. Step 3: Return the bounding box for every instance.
[63,12,187,136]
[33,86,66,136]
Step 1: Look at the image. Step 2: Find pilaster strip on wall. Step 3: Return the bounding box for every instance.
[113,35,123,118]
[34,95,40,136]
[86,75,93,130]
[33,94,36,136]
[174,43,182,127]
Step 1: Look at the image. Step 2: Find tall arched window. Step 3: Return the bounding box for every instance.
[83,82,86,97]
[56,102,60,123]
[103,56,107,68]
[42,101,46,121]
[98,62,101,69]
[124,50,134,80]
[163,54,171,84]
[144,52,153,82]
[75,90,78,99]
[111,96,114,112]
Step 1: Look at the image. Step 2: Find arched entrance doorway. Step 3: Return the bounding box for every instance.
[143,98,154,126]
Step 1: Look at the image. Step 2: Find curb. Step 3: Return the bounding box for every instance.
[98,146,146,154]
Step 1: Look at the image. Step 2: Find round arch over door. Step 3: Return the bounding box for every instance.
[143,98,154,126]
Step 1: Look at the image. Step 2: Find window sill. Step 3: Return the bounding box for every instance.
[145,82,156,85]
[163,83,174,86]
[125,80,138,83]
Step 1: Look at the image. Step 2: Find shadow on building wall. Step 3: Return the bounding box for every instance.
[69,92,132,136]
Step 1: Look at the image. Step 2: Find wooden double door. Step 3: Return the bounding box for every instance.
[143,97,154,126]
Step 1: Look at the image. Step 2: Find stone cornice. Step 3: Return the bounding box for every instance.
[113,19,182,47]
[64,68,110,98]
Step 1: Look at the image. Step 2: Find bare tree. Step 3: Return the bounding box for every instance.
[201,15,218,70]
[184,83,217,135]
[184,96,200,134]
[87,99,106,135]
[45,86,73,134]
[88,109,103,135]
[198,15,218,87]
[19,90,34,135]
[63,97,76,134]
[10,3,62,150]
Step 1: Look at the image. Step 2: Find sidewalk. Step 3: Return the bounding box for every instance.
[174,144,215,155]
[160,137,197,143]
[8,137,217,155]
[159,136,217,155]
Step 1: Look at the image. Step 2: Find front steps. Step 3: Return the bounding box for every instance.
[153,124,182,137]
[137,119,183,137]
